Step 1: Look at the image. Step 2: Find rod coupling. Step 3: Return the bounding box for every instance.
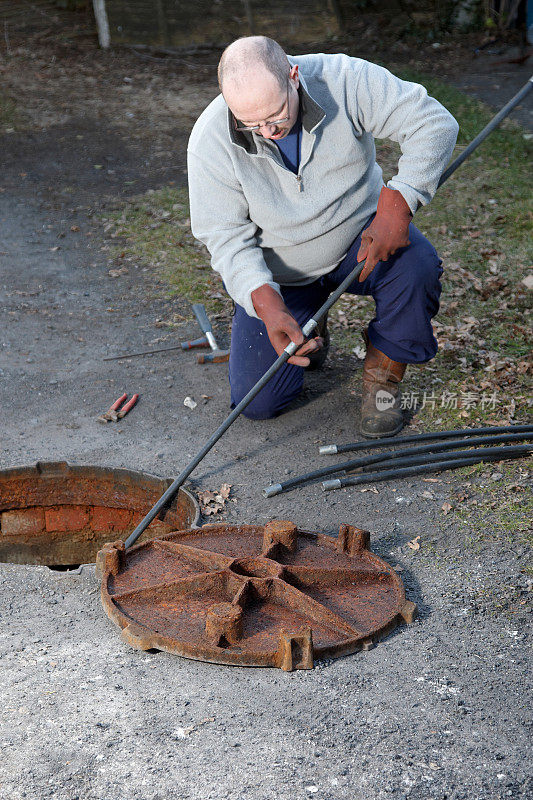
[322,479,342,491]
[264,483,283,498]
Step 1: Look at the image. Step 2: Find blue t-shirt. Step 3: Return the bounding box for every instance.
[274,115,302,174]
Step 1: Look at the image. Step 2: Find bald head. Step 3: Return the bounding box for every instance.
[218,36,299,141]
[218,36,290,95]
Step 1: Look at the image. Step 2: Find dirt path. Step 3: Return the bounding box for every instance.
[0,40,531,800]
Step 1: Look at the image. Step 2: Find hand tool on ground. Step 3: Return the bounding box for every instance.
[97,393,139,423]
[318,423,533,455]
[182,336,210,350]
[263,430,533,496]
[124,79,533,550]
[192,303,230,364]
[322,444,532,491]
[103,336,209,362]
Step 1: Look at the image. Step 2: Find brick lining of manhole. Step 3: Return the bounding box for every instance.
[0,462,200,568]
[97,520,417,671]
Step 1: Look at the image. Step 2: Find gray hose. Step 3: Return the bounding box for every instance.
[322,446,530,491]
[263,431,533,497]
[318,423,533,456]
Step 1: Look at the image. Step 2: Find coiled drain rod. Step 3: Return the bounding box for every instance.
[322,446,531,492]
[124,77,533,551]
[318,423,533,456]
[322,443,531,484]
[263,431,533,497]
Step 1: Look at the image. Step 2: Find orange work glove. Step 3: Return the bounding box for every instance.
[357,186,413,282]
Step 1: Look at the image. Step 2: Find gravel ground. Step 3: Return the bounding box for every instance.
[0,39,531,800]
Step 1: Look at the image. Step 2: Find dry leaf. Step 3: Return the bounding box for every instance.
[203,505,221,516]
[198,484,232,516]
[407,536,421,551]
[441,502,454,515]
[198,490,216,503]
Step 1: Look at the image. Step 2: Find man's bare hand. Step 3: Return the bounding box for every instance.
[251,284,323,367]
[357,186,412,282]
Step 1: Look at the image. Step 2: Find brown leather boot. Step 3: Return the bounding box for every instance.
[360,332,406,438]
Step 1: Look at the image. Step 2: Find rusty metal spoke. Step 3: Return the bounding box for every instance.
[266,576,364,638]
[152,539,236,571]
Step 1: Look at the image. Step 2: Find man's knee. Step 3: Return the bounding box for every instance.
[231,375,303,420]
[405,236,442,292]
[239,393,279,420]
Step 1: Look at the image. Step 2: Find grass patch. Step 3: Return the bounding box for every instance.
[102,187,231,319]
[447,461,533,550]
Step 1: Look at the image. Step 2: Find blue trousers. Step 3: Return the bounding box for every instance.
[229,222,443,420]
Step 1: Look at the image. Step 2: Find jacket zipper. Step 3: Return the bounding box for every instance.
[260,147,303,190]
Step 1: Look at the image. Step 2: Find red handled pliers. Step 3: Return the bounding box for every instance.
[97,392,139,423]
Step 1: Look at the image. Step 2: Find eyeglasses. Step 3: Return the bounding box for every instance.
[234,80,290,133]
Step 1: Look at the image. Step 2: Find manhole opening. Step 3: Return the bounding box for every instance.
[48,563,84,572]
[0,462,199,567]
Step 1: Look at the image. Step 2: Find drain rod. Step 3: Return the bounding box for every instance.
[322,446,531,491]
[124,80,532,551]
[329,443,532,480]
[263,431,533,497]
[318,423,533,456]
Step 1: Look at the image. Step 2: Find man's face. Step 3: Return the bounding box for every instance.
[225,65,300,141]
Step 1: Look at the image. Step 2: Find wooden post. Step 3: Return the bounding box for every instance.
[93,0,111,49]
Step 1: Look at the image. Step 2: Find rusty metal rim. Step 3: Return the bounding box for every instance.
[0,460,200,523]
[101,592,409,668]
[0,462,201,567]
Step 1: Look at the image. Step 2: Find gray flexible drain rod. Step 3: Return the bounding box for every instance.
[318,423,533,456]
[322,446,531,491]
[263,431,533,497]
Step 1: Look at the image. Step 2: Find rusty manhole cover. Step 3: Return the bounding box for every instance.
[0,462,199,567]
[98,520,417,670]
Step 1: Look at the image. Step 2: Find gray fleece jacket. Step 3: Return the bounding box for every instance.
[187,53,459,319]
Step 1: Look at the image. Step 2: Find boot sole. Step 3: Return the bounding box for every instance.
[359,419,405,439]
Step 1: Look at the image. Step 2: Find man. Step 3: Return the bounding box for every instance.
[187,36,459,437]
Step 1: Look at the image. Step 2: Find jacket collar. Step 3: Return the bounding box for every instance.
[227,74,326,155]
